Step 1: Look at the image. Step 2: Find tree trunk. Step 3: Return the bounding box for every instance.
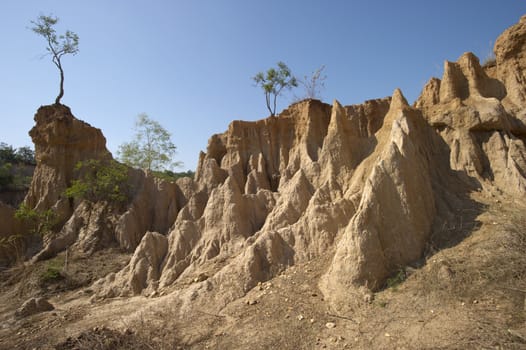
[272,93,278,117]
[55,63,64,105]
[265,92,274,116]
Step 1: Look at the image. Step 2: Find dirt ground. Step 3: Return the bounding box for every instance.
[1,191,525,350]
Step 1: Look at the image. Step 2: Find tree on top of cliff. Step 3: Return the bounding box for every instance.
[30,15,79,105]
[299,65,327,100]
[117,114,182,172]
[253,62,298,116]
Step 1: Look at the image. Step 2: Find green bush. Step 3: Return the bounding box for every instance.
[385,268,407,291]
[65,159,130,204]
[8,205,57,262]
[15,203,57,237]
[40,256,65,285]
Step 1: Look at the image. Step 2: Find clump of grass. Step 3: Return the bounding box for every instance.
[39,256,65,285]
[55,327,155,350]
[376,300,388,308]
[482,55,496,68]
[385,268,406,291]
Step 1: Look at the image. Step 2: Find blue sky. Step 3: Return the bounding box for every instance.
[1,1,525,171]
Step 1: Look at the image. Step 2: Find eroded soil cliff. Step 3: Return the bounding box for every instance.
[1,14,526,350]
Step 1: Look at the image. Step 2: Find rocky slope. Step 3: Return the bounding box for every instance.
[2,14,526,349]
[105,13,526,310]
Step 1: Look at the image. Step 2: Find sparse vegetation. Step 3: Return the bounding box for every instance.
[0,234,24,261]
[482,54,497,68]
[253,62,298,116]
[5,204,58,262]
[15,203,57,238]
[55,326,171,350]
[385,268,406,291]
[3,12,526,350]
[118,114,182,172]
[39,256,65,285]
[298,65,327,100]
[418,204,526,303]
[376,300,388,308]
[30,15,79,105]
[65,159,131,204]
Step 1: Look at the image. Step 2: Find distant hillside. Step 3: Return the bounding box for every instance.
[0,143,35,206]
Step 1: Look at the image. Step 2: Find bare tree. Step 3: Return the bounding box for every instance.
[299,65,327,100]
[31,15,79,105]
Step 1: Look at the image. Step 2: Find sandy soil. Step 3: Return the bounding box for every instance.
[1,192,525,350]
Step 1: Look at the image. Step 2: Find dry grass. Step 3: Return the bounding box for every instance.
[407,200,526,349]
[118,308,185,350]
[419,205,526,298]
[54,327,157,350]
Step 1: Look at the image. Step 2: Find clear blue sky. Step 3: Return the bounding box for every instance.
[1,1,525,171]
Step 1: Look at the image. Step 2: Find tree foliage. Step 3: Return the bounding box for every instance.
[65,159,130,204]
[0,143,17,164]
[0,143,35,191]
[0,163,13,189]
[9,204,58,261]
[31,15,79,105]
[253,62,298,116]
[117,114,181,171]
[152,169,195,182]
[0,143,35,165]
[299,65,327,100]
[15,203,57,238]
[16,146,36,165]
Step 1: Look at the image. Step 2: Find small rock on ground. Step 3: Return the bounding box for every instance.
[15,297,54,318]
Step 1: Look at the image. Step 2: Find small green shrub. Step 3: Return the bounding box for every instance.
[41,265,61,283]
[385,268,406,290]
[3,205,56,263]
[377,300,387,308]
[40,256,65,285]
[65,159,130,204]
[15,203,57,237]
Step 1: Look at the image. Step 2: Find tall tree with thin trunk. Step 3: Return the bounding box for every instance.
[31,15,79,105]
[117,114,182,172]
